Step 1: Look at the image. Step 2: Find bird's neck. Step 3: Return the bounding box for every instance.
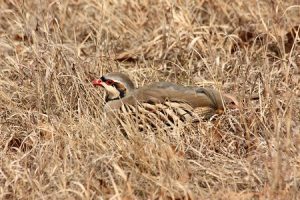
[105,90,126,102]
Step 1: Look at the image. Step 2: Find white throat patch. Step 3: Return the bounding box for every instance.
[102,83,120,100]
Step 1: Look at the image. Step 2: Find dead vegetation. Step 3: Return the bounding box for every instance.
[0,0,299,199]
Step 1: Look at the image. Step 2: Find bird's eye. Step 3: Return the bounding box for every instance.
[106,80,114,85]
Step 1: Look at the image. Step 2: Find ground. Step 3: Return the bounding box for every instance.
[0,0,299,199]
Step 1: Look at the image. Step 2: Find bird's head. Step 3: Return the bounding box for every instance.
[92,72,135,102]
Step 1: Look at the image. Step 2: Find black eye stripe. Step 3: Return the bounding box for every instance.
[100,77,116,86]
[100,77,115,85]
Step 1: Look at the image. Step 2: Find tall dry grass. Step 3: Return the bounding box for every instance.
[0,0,299,199]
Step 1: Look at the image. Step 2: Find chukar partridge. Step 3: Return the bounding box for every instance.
[92,72,237,129]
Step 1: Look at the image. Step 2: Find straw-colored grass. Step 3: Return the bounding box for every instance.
[0,0,299,199]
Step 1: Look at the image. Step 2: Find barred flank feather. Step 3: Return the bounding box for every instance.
[108,101,217,132]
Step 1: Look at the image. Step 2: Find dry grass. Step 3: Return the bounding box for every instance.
[0,0,299,199]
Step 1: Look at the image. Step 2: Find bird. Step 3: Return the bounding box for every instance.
[92,72,238,130]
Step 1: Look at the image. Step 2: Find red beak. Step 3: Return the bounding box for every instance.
[92,79,102,87]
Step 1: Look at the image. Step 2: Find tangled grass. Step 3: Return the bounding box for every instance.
[0,0,299,199]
